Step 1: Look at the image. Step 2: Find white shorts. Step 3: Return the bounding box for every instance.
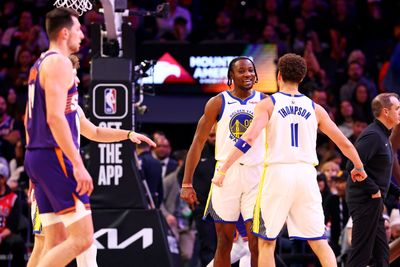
[39,199,92,228]
[252,163,326,240]
[203,162,262,223]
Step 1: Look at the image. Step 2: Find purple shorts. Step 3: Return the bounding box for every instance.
[25,148,90,214]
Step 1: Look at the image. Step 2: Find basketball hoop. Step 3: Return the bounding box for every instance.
[53,0,93,16]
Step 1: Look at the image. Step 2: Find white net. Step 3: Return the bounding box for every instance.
[53,0,93,16]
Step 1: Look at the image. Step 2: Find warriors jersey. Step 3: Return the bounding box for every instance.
[26,51,80,149]
[266,92,318,165]
[215,90,265,165]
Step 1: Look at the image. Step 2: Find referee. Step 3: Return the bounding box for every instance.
[346,93,400,267]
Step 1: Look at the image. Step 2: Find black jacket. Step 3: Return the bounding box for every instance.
[138,151,163,207]
[346,119,400,203]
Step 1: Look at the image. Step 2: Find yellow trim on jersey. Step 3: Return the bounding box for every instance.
[253,163,268,234]
[33,203,43,234]
[203,184,214,218]
[203,162,218,218]
[253,132,269,234]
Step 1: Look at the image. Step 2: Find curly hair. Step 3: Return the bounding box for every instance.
[277,53,307,84]
[227,56,258,88]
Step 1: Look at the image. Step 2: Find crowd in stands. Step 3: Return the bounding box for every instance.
[1,0,400,266]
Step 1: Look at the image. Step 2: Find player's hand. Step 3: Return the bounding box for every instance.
[180,186,199,209]
[351,168,367,182]
[212,169,226,187]
[74,163,94,196]
[372,190,381,199]
[212,174,225,187]
[128,131,156,147]
[166,214,177,228]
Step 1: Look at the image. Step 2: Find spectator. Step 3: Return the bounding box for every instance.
[340,60,377,101]
[8,140,26,191]
[348,117,369,144]
[161,149,195,266]
[0,161,26,267]
[257,24,288,57]
[317,173,332,205]
[1,11,40,62]
[6,48,32,101]
[152,132,178,178]
[301,41,329,96]
[261,0,290,43]
[329,0,356,56]
[324,171,350,256]
[136,134,163,208]
[337,100,354,138]
[319,160,340,194]
[320,149,345,170]
[5,88,22,121]
[157,0,192,39]
[390,209,400,240]
[160,16,189,42]
[14,25,48,61]
[289,16,320,55]
[311,89,334,118]
[181,126,217,267]
[0,2,17,32]
[348,50,367,72]
[351,82,373,123]
[204,11,241,42]
[0,95,21,161]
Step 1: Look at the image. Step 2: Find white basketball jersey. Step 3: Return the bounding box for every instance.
[266,92,318,165]
[215,90,266,165]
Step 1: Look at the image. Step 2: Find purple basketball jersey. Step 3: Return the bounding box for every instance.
[26,51,79,149]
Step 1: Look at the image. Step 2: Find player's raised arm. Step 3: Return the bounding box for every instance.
[212,96,271,186]
[77,106,155,147]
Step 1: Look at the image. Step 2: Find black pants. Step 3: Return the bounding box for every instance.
[347,198,389,267]
[193,206,217,267]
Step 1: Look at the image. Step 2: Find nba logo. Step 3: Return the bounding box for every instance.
[104,88,117,114]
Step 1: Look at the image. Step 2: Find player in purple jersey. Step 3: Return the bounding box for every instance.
[24,8,155,267]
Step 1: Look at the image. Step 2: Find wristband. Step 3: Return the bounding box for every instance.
[355,167,364,172]
[234,138,252,153]
[182,183,193,188]
[217,170,226,176]
[127,130,134,139]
